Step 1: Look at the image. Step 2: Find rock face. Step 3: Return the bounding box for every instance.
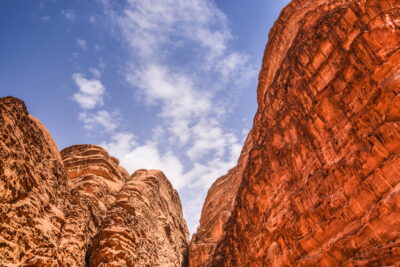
[0,96,189,266]
[199,0,400,266]
[58,144,129,266]
[189,133,253,267]
[0,96,69,266]
[89,169,189,266]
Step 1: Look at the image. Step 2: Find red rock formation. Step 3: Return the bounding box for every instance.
[58,144,129,265]
[89,169,189,266]
[0,96,68,266]
[0,97,189,266]
[189,133,253,267]
[202,0,400,266]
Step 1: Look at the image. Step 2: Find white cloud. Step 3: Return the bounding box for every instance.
[61,9,75,21]
[187,119,238,161]
[77,38,87,50]
[92,0,257,233]
[102,130,242,192]
[72,73,105,109]
[41,16,51,22]
[102,133,187,189]
[129,65,212,145]
[111,0,231,61]
[79,110,120,132]
[89,68,102,78]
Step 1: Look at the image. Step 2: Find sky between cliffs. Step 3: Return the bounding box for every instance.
[1,0,290,233]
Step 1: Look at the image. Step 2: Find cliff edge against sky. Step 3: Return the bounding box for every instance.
[0,96,188,266]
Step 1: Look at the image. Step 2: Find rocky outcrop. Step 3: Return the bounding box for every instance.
[0,96,68,266]
[203,0,400,266]
[58,144,129,265]
[0,96,189,266]
[89,169,189,266]
[189,133,252,267]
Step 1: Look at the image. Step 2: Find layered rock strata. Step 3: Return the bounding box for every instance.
[58,144,129,265]
[203,0,400,266]
[0,96,189,266]
[89,169,189,266]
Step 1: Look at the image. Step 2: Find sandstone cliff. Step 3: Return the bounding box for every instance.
[89,169,189,266]
[197,0,400,266]
[58,144,129,266]
[0,96,69,266]
[0,96,189,266]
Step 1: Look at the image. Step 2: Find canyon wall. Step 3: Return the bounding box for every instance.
[0,96,69,266]
[0,96,188,266]
[195,0,400,266]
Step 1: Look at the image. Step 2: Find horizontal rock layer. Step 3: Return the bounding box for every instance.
[89,169,189,266]
[58,144,129,266]
[202,0,400,266]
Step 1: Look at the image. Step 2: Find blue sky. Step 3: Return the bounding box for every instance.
[1,0,290,233]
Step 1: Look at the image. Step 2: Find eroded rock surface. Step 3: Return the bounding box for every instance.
[204,0,400,266]
[89,169,189,266]
[58,144,129,266]
[0,96,68,266]
[0,97,189,266]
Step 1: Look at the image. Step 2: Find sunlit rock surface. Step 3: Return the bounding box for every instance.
[0,97,189,266]
[89,169,189,266]
[0,96,68,266]
[58,144,129,266]
[201,0,400,266]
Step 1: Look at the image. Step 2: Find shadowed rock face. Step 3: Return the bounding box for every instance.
[0,96,189,266]
[200,0,400,266]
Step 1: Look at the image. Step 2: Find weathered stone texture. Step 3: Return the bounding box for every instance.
[0,97,189,266]
[189,133,253,267]
[89,169,189,266]
[58,144,129,266]
[202,0,400,266]
[0,96,68,266]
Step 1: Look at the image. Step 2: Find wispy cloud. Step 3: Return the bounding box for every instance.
[89,68,102,78]
[72,72,120,134]
[102,133,187,189]
[79,110,120,132]
[129,65,212,145]
[76,38,87,50]
[72,73,105,109]
[41,16,51,22]
[61,9,76,21]
[73,0,257,233]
